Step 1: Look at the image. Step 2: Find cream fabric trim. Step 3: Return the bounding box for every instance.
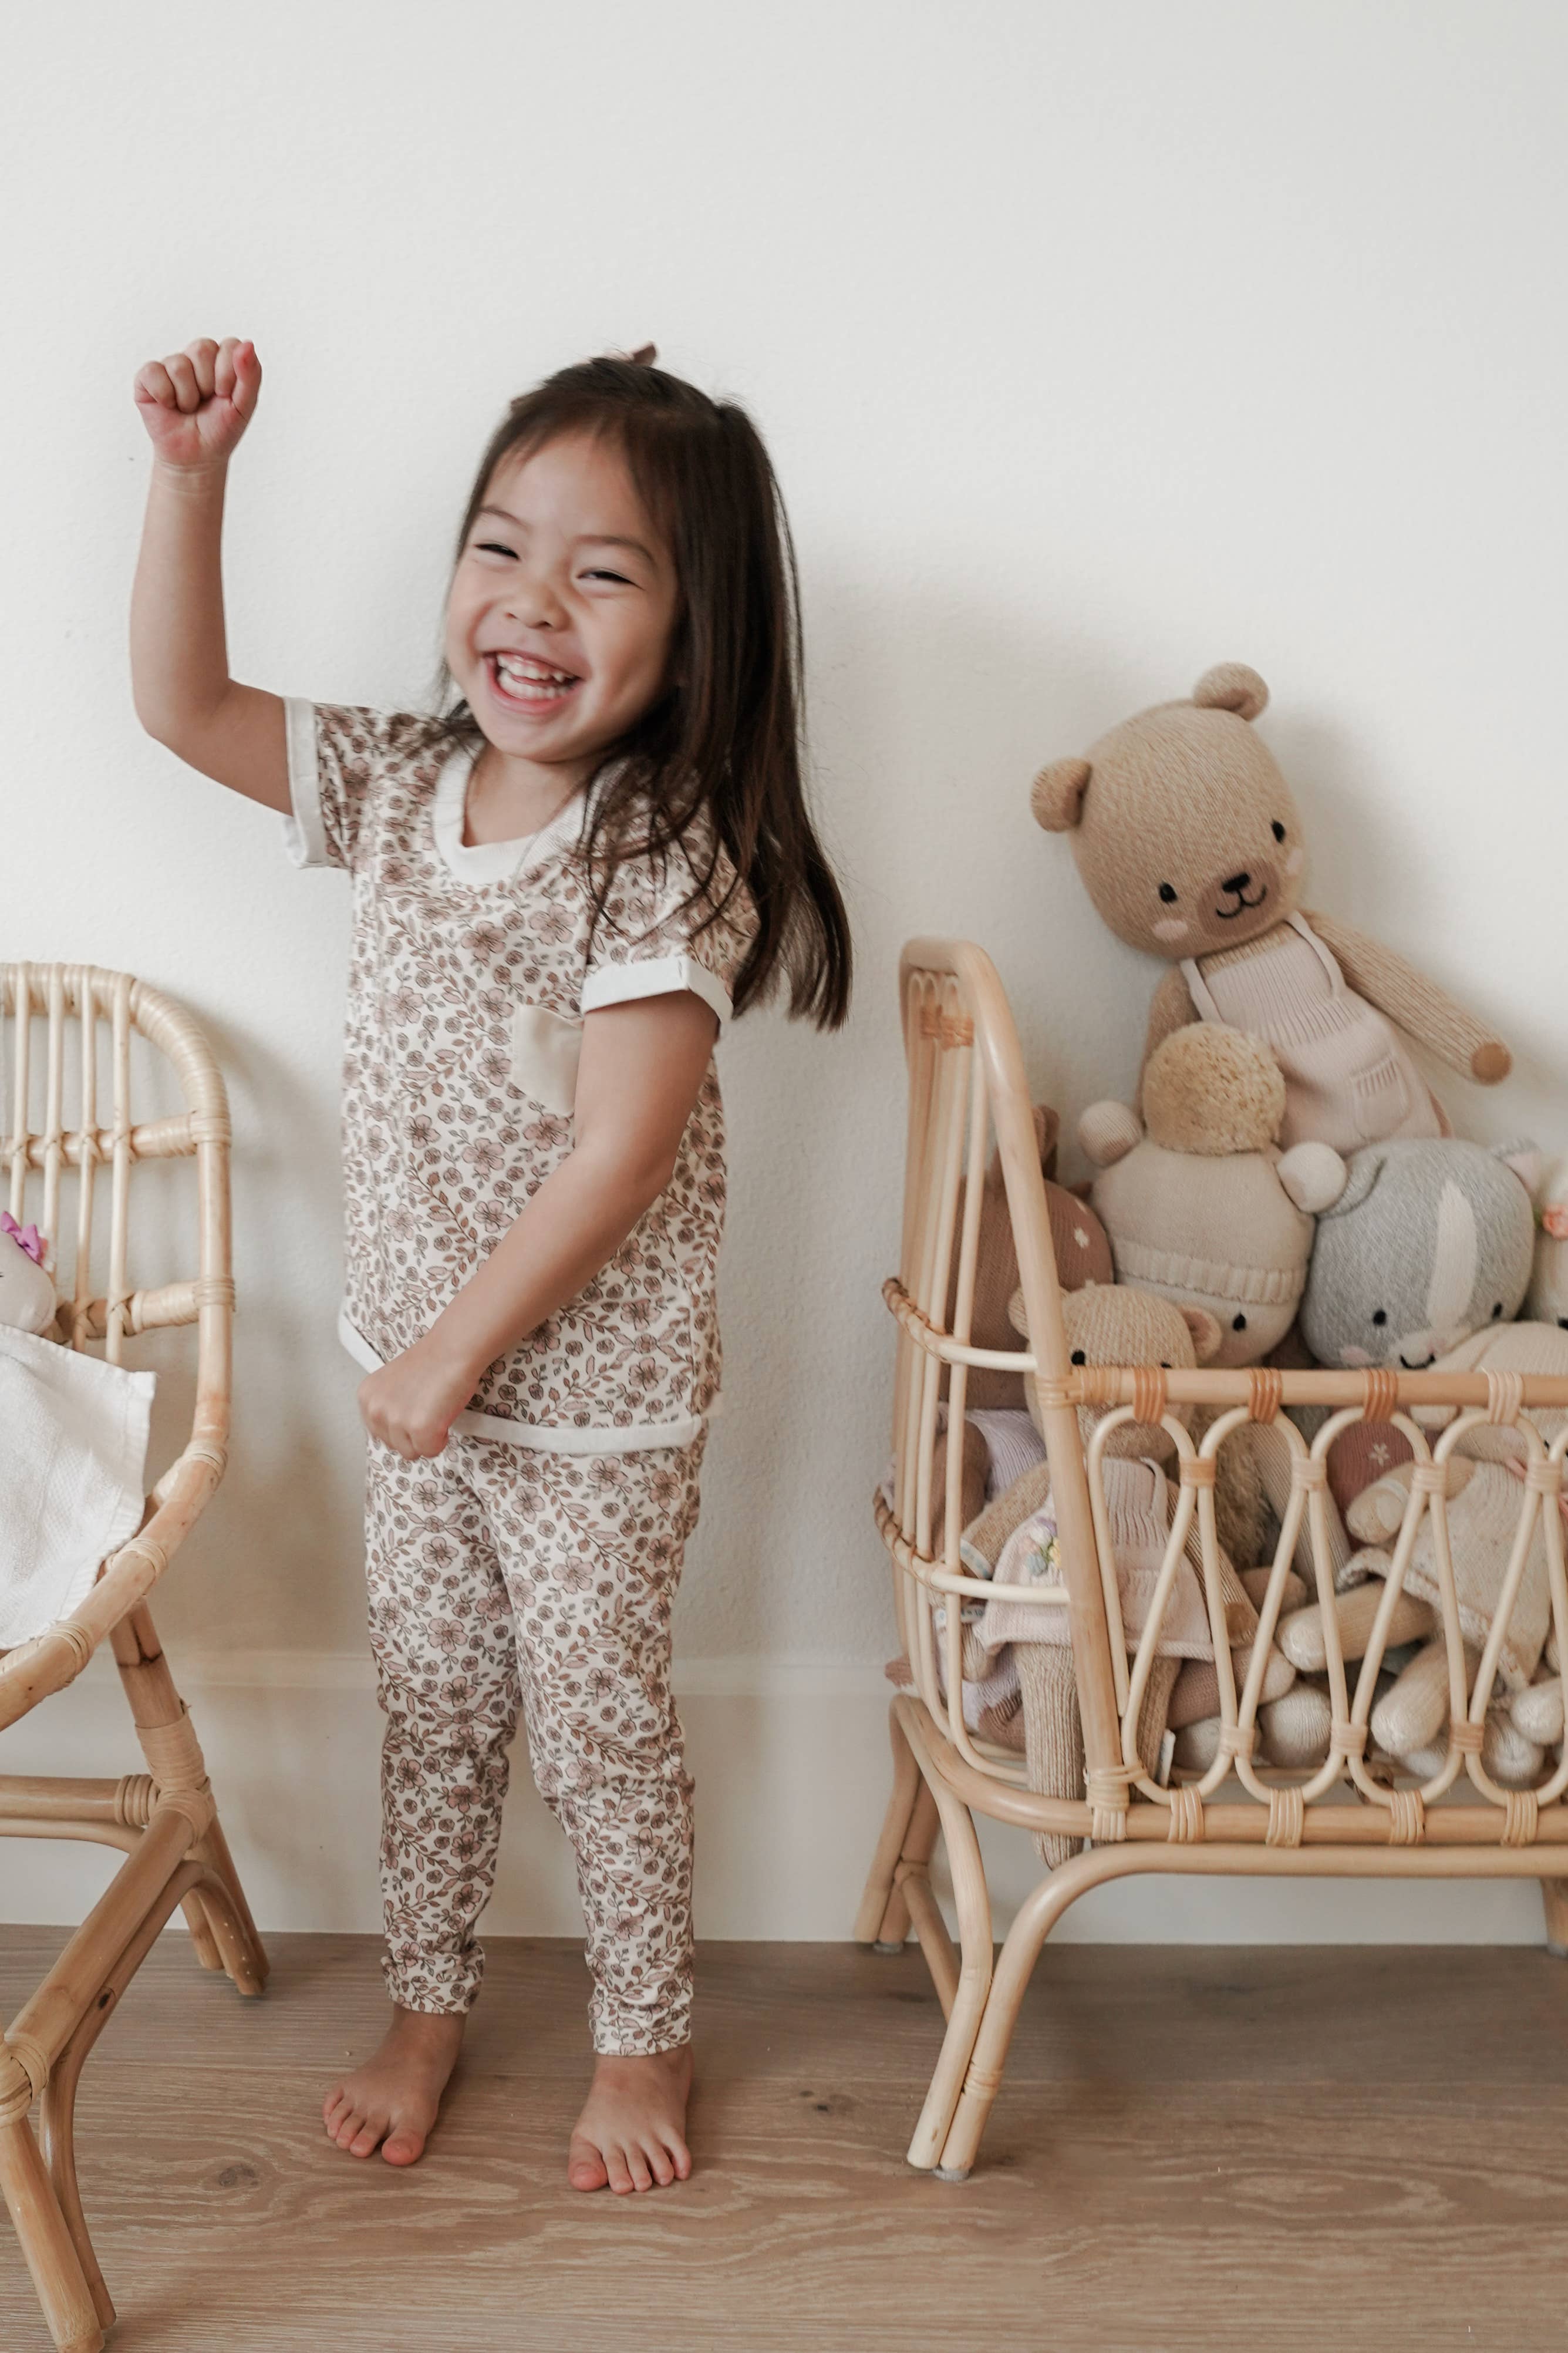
[336,1308,713,1455]
[581,954,732,1028]
[281,696,330,870]
[430,745,589,885]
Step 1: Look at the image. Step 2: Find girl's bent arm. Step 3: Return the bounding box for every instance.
[130,337,289,812]
[356,992,721,1457]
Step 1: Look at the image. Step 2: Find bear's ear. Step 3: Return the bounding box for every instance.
[1192,662,1269,722]
[1031,758,1092,833]
[1179,1304,1224,1365]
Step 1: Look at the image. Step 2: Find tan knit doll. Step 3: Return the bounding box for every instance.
[1268,1457,1566,1785]
[1032,665,1511,1154]
[962,1281,1293,1863]
[942,1103,1114,1410]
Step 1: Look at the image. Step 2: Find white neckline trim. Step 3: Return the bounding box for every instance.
[337,1308,712,1455]
[430,745,587,884]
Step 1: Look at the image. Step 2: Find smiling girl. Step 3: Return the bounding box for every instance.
[130,337,850,2193]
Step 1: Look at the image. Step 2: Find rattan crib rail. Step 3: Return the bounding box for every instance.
[877,937,1568,1857]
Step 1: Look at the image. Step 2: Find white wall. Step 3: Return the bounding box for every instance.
[3,0,1564,1943]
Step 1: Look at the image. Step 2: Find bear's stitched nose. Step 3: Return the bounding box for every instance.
[1222,871,1252,895]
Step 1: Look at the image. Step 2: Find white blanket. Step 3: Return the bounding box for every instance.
[0,1326,156,1648]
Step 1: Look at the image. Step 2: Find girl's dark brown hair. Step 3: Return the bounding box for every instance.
[431,355,851,1028]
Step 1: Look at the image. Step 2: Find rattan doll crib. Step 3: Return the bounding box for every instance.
[857,938,1568,2181]
[0,963,265,2353]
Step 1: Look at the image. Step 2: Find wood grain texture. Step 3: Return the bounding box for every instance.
[4,1933,1568,2351]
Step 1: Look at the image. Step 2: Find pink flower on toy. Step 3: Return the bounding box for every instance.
[0,1211,45,1265]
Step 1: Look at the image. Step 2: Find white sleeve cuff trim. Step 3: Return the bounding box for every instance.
[580,953,731,1027]
[281,696,330,869]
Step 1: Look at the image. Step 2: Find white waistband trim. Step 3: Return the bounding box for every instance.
[336,1308,711,1455]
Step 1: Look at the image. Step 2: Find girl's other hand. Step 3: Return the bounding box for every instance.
[356,1337,477,1462]
[133,336,261,473]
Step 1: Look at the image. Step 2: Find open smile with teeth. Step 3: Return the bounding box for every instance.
[487,652,582,709]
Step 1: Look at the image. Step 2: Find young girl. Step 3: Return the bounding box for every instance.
[130,336,851,2194]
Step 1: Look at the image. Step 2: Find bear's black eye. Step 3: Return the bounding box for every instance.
[1372,1309,1387,1327]
[1070,1349,1086,1366]
[1159,1361,1172,1369]
[1491,1302,1503,1318]
[1158,882,1178,904]
[1232,1313,1247,1332]
[1271,820,1286,843]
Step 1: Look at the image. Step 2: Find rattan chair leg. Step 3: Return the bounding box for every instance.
[0,2087,103,2353]
[854,1704,923,1947]
[111,1605,268,1993]
[190,1822,269,1993]
[935,1842,1135,2180]
[874,1779,940,1949]
[1542,1875,1568,1958]
[33,1857,211,2344]
[37,2061,116,2340]
[905,1763,995,2172]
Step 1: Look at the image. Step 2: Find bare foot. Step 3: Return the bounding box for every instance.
[322,2006,465,2166]
[566,2045,694,2194]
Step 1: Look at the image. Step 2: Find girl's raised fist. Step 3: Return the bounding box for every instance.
[133,336,261,470]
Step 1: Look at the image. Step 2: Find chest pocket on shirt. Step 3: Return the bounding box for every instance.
[510,1004,582,1115]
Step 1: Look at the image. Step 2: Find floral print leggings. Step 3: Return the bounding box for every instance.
[363,1426,706,2054]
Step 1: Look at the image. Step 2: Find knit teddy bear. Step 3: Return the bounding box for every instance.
[1078,1022,1347,1367]
[959,1280,1293,1862]
[1031,664,1511,1156]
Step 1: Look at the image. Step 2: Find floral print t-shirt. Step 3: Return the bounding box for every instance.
[282,699,758,1455]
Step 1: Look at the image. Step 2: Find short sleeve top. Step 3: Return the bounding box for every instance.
[282,698,759,1453]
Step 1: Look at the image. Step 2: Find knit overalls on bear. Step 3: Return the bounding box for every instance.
[1181,913,1444,1155]
[283,700,758,2052]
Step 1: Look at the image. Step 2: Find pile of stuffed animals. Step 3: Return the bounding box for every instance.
[916,664,1568,1857]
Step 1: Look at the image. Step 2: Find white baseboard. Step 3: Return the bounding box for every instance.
[0,1649,1551,1945]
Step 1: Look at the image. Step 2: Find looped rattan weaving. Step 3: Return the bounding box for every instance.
[0,964,265,2353]
[858,939,1568,2180]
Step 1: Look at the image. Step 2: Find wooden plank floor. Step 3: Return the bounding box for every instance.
[4,1932,1568,2352]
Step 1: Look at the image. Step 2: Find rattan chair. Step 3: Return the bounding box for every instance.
[858,938,1568,2179]
[0,963,265,2353]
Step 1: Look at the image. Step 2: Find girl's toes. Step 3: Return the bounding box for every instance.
[348,2115,385,2157]
[646,2142,675,2187]
[605,2143,636,2195]
[625,2144,654,2193]
[382,2125,425,2167]
[671,2142,693,2181]
[566,2137,609,2192]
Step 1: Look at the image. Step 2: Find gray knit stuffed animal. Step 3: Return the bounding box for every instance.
[1301,1137,1537,1370]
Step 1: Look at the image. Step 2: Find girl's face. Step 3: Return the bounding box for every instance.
[444,430,679,777]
